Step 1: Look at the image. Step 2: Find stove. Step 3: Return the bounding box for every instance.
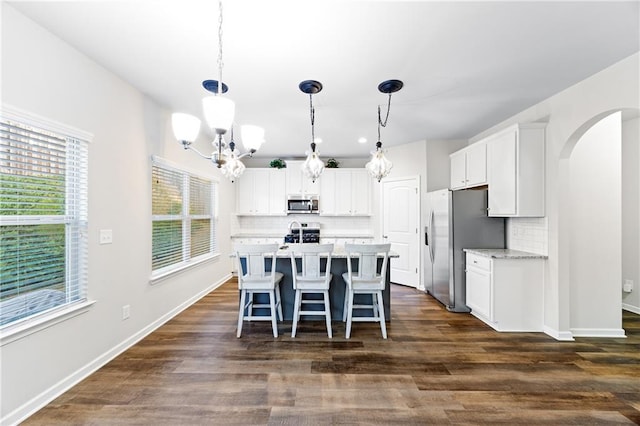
[284,222,320,244]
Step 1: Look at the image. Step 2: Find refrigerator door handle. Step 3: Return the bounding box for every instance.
[427,209,434,263]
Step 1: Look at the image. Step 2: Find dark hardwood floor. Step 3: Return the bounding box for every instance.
[25,279,640,425]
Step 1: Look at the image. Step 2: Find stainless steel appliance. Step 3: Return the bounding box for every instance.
[287,195,319,214]
[424,188,505,312]
[284,222,320,244]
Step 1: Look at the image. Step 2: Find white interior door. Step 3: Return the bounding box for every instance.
[382,177,420,287]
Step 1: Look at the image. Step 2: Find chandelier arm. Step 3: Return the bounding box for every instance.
[184,144,213,160]
[236,150,256,160]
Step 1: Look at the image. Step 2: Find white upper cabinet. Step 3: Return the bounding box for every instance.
[320,168,371,216]
[350,169,371,215]
[285,161,319,195]
[236,169,286,216]
[487,123,546,217]
[450,142,487,190]
[268,169,287,216]
[319,169,336,215]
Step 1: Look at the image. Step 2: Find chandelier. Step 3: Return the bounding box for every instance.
[299,80,324,183]
[170,0,264,181]
[366,79,403,182]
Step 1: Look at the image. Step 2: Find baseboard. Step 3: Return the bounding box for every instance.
[3,274,231,426]
[570,327,627,338]
[543,325,575,341]
[622,303,640,315]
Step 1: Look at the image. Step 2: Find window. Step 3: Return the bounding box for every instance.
[0,109,89,329]
[151,158,216,277]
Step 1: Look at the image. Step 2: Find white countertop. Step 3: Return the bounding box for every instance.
[231,232,374,239]
[463,248,548,259]
[231,244,399,259]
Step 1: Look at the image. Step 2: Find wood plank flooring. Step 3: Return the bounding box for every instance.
[25,279,640,425]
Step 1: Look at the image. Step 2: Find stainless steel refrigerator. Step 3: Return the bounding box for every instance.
[424,188,505,312]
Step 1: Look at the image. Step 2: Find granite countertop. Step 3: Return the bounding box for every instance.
[231,244,399,259]
[463,248,548,259]
[231,232,374,239]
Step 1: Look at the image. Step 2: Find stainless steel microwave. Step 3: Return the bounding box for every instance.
[287,195,319,214]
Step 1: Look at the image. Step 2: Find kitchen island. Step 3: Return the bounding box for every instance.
[234,245,398,321]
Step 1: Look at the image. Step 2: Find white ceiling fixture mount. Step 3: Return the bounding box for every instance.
[366,79,403,182]
[170,0,264,181]
[300,80,324,183]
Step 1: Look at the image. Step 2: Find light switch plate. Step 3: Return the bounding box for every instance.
[99,229,113,245]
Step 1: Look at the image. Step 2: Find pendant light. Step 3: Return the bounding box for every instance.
[299,80,324,183]
[366,79,403,182]
[170,0,264,180]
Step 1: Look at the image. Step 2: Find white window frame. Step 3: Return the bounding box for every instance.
[0,105,93,345]
[150,156,218,284]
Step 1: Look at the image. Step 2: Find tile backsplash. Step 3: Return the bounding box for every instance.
[231,214,375,238]
[506,217,548,255]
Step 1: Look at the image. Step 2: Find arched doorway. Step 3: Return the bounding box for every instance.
[558,108,640,337]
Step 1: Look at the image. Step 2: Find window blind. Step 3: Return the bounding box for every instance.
[151,159,216,275]
[0,117,89,327]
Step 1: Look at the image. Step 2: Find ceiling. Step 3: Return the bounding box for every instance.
[7,0,640,160]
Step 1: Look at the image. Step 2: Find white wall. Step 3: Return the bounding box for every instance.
[386,139,466,290]
[1,5,237,423]
[426,139,467,192]
[569,112,622,335]
[469,52,640,339]
[622,116,640,313]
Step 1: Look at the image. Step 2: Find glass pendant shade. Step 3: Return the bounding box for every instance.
[202,95,235,134]
[171,113,201,142]
[366,147,393,182]
[302,150,324,183]
[220,148,246,182]
[240,124,265,152]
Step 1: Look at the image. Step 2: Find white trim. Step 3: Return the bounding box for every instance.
[1,275,231,426]
[0,300,95,346]
[149,252,220,285]
[543,325,575,341]
[570,328,627,338]
[622,303,640,315]
[1,103,94,142]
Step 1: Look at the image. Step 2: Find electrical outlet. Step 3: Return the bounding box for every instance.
[122,305,130,320]
[99,229,113,245]
[623,279,633,293]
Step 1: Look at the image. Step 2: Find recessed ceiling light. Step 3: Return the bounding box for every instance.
[358,137,367,144]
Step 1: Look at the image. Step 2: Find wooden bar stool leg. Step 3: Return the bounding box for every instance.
[377,290,387,339]
[237,289,246,338]
[323,290,332,338]
[291,289,301,338]
[269,290,278,338]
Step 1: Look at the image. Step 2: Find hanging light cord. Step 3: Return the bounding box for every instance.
[377,93,392,143]
[217,0,224,95]
[309,93,316,151]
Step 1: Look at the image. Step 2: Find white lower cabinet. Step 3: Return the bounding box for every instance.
[465,252,544,332]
